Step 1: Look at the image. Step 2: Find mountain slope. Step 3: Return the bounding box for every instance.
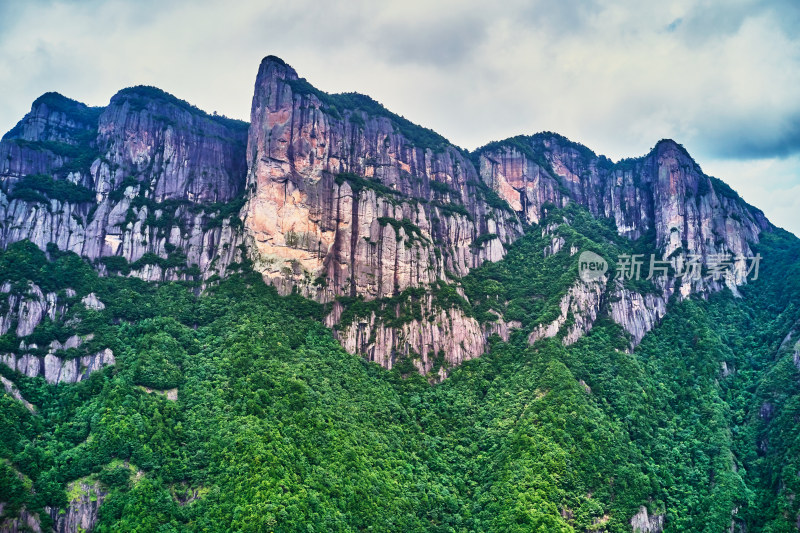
[0,55,799,532]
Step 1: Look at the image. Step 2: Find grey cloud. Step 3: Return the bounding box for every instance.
[699,113,800,159]
[514,0,603,36]
[0,0,798,233]
[673,0,800,44]
[369,15,489,67]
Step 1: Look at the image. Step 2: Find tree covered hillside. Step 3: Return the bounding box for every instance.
[1,210,799,532]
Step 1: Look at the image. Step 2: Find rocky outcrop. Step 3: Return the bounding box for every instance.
[0,504,43,533]
[242,56,523,372]
[331,299,486,378]
[528,278,606,345]
[243,56,521,303]
[0,57,776,376]
[478,135,769,263]
[480,134,771,350]
[0,88,249,282]
[0,376,35,412]
[2,335,114,384]
[0,282,66,338]
[46,479,107,533]
[630,506,665,533]
[80,293,105,310]
[609,286,668,345]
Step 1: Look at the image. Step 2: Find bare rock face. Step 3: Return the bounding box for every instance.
[479,135,768,271]
[609,286,668,345]
[0,282,65,337]
[480,134,771,348]
[528,278,606,345]
[332,298,487,377]
[243,56,523,371]
[0,376,36,412]
[630,506,665,533]
[0,503,43,533]
[0,57,777,376]
[2,336,114,384]
[0,87,249,282]
[243,56,521,303]
[80,293,105,310]
[46,479,107,533]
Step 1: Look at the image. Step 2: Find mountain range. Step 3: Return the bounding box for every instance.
[0,56,798,532]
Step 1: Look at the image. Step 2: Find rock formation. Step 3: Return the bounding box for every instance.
[0,89,249,283]
[243,56,521,302]
[0,56,775,376]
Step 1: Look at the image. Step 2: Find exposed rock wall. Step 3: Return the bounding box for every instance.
[243,57,523,372]
[0,503,43,533]
[528,278,606,346]
[46,480,107,533]
[243,56,522,302]
[630,506,665,533]
[0,89,249,282]
[0,57,776,376]
[1,343,114,385]
[0,376,35,412]
[479,135,769,266]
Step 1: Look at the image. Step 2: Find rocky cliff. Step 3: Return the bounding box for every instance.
[477,133,771,347]
[0,89,249,282]
[0,56,775,378]
[242,56,522,373]
[243,56,521,300]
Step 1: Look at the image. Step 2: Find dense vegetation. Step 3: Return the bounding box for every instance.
[285,77,453,152]
[0,218,798,532]
[113,86,249,132]
[8,173,95,205]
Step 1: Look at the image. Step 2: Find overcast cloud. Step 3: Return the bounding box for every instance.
[1,0,798,233]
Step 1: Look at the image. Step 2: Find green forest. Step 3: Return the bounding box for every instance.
[1,212,799,531]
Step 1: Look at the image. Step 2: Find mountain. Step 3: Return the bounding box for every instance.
[0,56,799,532]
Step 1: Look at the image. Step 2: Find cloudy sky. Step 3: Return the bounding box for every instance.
[1,0,798,233]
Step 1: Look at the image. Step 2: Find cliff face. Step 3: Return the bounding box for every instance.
[243,57,522,373]
[0,89,249,282]
[243,56,521,302]
[478,134,771,347]
[478,134,768,257]
[0,57,775,376]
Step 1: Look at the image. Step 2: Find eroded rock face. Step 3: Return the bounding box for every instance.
[0,503,43,533]
[630,506,665,533]
[528,278,606,346]
[2,335,114,384]
[243,56,522,303]
[0,58,776,376]
[0,376,36,412]
[480,134,770,349]
[609,286,669,345]
[0,282,66,337]
[331,297,488,377]
[0,88,249,282]
[242,57,523,372]
[46,480,107,533]
[479,135,768,270]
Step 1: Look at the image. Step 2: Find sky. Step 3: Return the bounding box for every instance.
[1,0,798,234]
